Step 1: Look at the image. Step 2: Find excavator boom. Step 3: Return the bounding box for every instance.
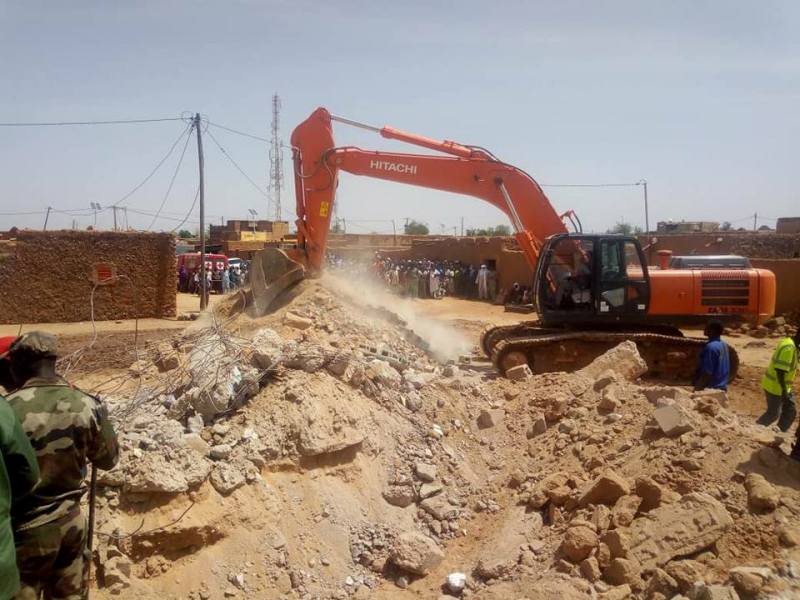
[290,107,571,273]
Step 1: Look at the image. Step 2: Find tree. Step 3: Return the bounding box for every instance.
[606,221,643,235]
[177,230,193,239]
[330,218,343,234]
[466,224,512,237]
[404,220,429,235]
[720,221,732,231]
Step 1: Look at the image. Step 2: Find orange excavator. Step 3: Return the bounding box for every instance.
[251,107,776,381]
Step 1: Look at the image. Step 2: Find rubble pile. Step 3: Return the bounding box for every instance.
[90,280,800,599]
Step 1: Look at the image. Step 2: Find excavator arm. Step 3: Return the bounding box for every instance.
[290,107,576,273]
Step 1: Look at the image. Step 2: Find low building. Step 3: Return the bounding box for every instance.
[777,217,800,234]
[656,221,720,233]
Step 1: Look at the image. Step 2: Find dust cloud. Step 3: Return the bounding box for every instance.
[320,272,471,362]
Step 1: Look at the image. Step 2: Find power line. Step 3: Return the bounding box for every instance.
[147,123,195,229]
[206,128,269,197]
[0,117,184,127]
[207,121,269,142]
[114,122,194,207]
[170,186,201,233]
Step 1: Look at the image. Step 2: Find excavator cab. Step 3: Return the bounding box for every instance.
[535,234,651,326]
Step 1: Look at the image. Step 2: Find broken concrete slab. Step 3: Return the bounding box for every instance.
[652,405,694,437]
[625,492,733,570]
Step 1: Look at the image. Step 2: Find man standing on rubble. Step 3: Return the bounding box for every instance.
[693,321,731,392]
[758,330,800,434]
[5,331,119,600]
[0,337,40,600]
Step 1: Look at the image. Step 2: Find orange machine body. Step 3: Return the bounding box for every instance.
[648,268,776,325]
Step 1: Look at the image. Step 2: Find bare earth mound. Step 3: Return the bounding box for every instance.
[84,278,800,600]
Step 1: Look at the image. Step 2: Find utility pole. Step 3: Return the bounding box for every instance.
[460,217,464,237]
[753,212,758,231]
[638,179,649,233]
[112,206,118,231]
[195,113,208,310]
[43,206,52,231]
[269,93,284,221]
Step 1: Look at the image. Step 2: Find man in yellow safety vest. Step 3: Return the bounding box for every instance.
[757,332,800,449]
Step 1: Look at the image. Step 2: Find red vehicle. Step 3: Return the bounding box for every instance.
[177,253,228,293]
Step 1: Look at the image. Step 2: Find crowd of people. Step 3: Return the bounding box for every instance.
[371,256,532,304]
[177,263,249,295]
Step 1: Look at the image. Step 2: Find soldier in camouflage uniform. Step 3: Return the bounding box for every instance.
[5,332,119,600]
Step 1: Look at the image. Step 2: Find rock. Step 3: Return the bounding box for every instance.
[603,557,640,586]
[611,494,642,528]
[591,505,612,531]
[477,409,504,430]
[415,462,437,483]
[210,462,246,495]
[778,524,800,547]
[389,532,445,576]
[209,444,232,460]
[446,572,467,594]
[404,370,433,389]
[420,496,459,520]
[692,584,740,600]
[528,413,547,437]
[186,414,204,434]
[383,486,415,508]
[579,470,631,507]
[744,473,779,512]
[579,556,602,582]
[366,359,402,387]
[506,364,532,380]
[154,342,180,372]
[600,584,632,600]
[104,555,132,589]
[645,568,679,598]
[528,472,570,509]
[667,559,706,593]
[285,311,313,330]
[183,433,210,455]
[561,525,599,562]
[626,493,732,571]
[250,327,283,369]
[579,341,648,381]
[598,386,620,412]
[593,369,618,392]
[652,405,694,437]
[419,483,443,499]
[729,566,770,596]
[601,530,630,559]
[635,476,665,512]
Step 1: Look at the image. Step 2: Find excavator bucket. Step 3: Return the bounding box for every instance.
[248,248,306,316]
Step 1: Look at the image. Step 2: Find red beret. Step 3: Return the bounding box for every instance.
[0,336,17,359]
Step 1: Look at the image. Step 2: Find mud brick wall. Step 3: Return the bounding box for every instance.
[750,259,800,316]
[639,232,800,263]
[0,230,176,324]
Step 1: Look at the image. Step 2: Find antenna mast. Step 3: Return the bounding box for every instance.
[269,93,284,221]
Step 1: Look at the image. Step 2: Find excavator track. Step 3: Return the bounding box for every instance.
[491,330,739,383]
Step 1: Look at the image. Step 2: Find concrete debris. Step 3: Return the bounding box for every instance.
[578,340,648,381]
[88,279,800,599]
[744,472,780,512]
[446,572,467,594]
[389,532,445,575]
[284,311,314,330]
[579,470,631,507]
[652,404,694,437]
[625,493,733,570]
[505,364,532,381]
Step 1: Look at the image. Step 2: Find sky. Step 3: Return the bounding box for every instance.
[1,1,799,234]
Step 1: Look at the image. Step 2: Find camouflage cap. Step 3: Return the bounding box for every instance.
[9,331,58,359]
